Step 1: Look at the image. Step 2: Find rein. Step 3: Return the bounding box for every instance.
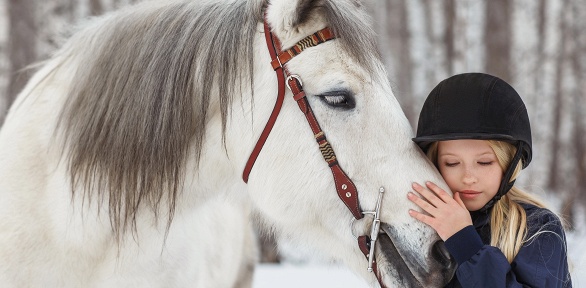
[242,18,387,288]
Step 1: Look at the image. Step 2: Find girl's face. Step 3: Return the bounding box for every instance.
[437,140,503,211]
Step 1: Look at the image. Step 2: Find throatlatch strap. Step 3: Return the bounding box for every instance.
[242,20,286,183]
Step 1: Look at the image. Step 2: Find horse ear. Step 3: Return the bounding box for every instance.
[266,0,326,33]
[291,0,323,27]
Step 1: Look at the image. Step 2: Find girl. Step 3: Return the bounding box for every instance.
[408,73,572,287]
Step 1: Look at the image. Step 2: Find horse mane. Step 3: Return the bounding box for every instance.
[57,0,379,238]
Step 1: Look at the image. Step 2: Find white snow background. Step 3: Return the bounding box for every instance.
[253,204,586,288]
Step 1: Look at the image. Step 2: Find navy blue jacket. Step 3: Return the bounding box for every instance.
[443,203,572,287]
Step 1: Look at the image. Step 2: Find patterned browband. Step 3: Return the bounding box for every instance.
[270,27,335,70]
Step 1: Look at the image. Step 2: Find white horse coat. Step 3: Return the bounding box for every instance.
[0,0,454,287]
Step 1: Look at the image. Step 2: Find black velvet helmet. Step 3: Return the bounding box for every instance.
[412,73,532,211]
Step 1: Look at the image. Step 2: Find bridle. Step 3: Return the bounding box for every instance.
[242,17,388,288]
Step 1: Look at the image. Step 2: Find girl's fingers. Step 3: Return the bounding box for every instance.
[407,192,436,214]
[453,192,466,208]
[409,182,474,241]
[408,209,436,227]
[425,181,453,203]
[412,182,443,207]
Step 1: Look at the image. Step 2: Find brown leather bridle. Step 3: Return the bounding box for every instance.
[242,18,388,288]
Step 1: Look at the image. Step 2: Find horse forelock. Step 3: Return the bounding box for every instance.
[56,0,381,238]
[321,1,380,75]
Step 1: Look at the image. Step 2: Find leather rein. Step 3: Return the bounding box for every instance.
[242,19,387,288]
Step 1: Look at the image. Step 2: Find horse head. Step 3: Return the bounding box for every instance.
[232,0,457,286]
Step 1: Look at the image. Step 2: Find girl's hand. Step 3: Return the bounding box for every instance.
[407,181,472,241]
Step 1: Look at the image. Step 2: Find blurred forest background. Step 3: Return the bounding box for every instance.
[0,0,585,262]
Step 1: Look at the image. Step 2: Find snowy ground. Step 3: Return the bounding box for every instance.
[253,248,584,288]
[253,264,369,288]
[567,231,586,287]
[566,215,586,287]
[253,229,586,288]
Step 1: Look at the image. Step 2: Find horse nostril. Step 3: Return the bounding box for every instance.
[432,240,456,270]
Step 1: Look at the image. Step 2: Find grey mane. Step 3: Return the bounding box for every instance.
[57,0,379,238]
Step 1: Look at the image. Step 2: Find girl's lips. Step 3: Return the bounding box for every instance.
[460,190,480,194]
[458,190,481,199]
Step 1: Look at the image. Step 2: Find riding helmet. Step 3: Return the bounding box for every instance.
[412,73,532,211]
[413,73,532,168]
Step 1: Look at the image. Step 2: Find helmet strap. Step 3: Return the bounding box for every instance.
[475,142,524,213]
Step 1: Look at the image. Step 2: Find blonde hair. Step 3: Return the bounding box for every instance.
[427,140,548,263]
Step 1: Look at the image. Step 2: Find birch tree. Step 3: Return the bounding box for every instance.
[485,0,511,82]
[7,0,37,112]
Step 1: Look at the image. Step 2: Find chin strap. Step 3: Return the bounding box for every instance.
[477,142,524,213]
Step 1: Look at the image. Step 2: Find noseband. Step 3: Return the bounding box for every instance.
[242,18,388,288]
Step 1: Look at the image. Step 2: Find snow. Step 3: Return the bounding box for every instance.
[253,244,585,287]
[253,229,586,287]
[567,206,586,287]
[253,264,368,288]
[568,230,586,287]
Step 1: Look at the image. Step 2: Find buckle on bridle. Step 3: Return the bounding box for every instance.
[286,74,303,92]
[350,187,385,272]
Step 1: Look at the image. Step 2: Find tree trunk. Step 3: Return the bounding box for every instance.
[569,0,586,215]
[443,0,455,76]
[547,0,568,192]
[422,1,446,96]
[89,0,104,16]
[390,0,414,125]
[525,0,548,186]
[66,0,79,21]
[484,0,511,82]
[7,0,37,112]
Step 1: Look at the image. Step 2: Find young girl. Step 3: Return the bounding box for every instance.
[408,73,572,287]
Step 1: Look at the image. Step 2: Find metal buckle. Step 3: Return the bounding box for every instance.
[286,74,303,92]
[350,187,385,272]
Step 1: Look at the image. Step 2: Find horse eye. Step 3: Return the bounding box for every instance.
[316,90,356,109]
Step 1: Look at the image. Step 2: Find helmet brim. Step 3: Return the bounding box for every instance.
[413,133,517,147]
[412,133,531,168]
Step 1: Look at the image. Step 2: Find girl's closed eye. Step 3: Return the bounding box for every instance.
[478,161,494,166]
[444,162,459,167]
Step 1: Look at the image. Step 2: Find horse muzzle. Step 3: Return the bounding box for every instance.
[375,224,456,288]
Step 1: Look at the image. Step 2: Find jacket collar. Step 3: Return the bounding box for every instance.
[470,209,491,228]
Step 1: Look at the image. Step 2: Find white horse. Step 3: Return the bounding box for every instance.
[0,0,455,287]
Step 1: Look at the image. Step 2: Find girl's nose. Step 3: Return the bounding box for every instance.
[462,169,478,184]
